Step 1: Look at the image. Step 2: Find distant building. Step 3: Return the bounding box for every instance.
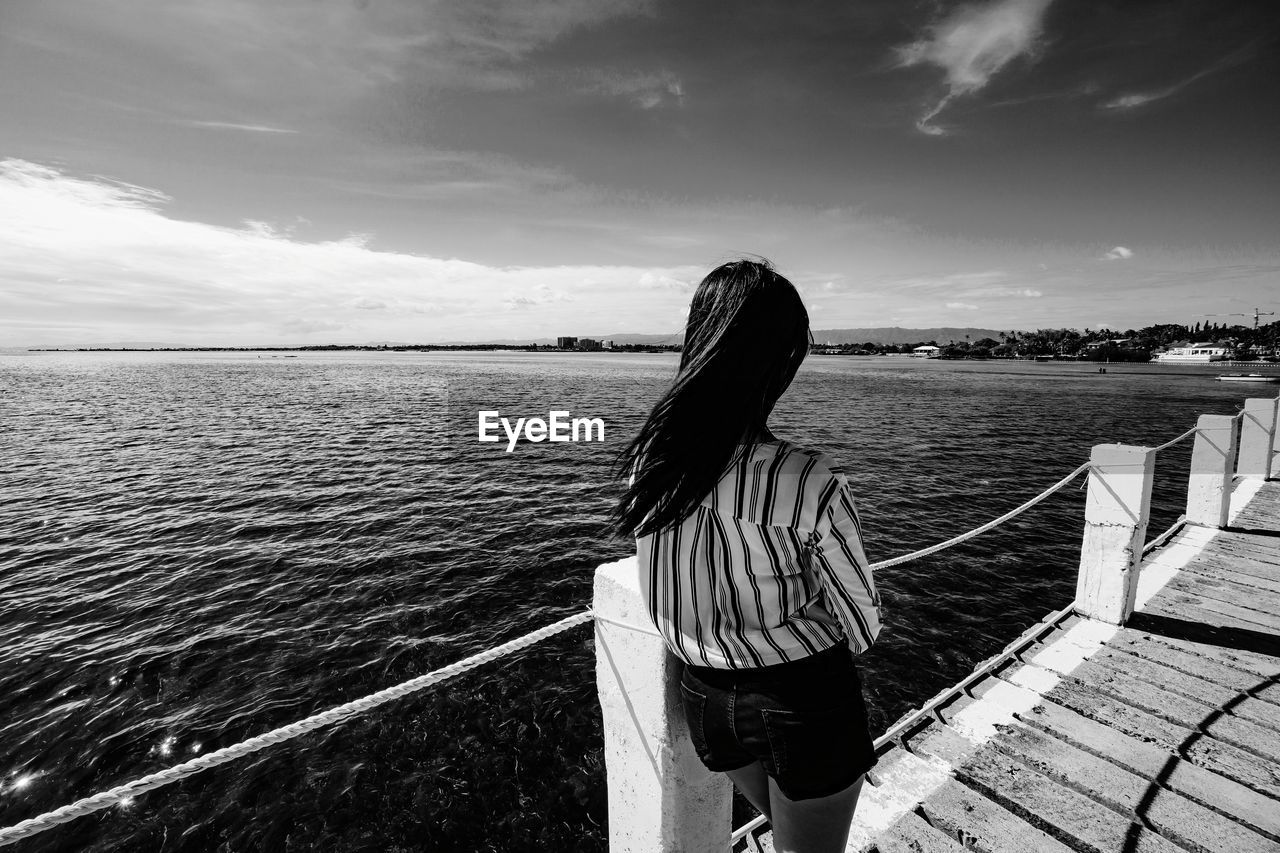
[578,338,602,351]
[557,336,578,349]
[602,340,614,349]
[911,345,941,358]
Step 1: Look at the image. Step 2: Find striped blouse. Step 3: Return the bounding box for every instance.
[637,440,882,669]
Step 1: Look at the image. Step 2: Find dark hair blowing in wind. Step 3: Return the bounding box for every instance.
[614,259,811,538]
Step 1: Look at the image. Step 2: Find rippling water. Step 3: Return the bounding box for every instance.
[0,351,1254,851]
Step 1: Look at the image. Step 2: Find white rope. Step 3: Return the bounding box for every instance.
[0,432,1205,846]
[870,461,1093,570]
[1148,426,1199,453]
[0,611,593,848]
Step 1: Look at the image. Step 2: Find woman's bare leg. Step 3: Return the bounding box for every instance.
[725,763,771,822]
[767,774,863,853]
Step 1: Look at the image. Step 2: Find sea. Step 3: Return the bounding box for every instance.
[0,350,1260,852]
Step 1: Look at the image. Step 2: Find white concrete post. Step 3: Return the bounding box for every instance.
[1076,443,1156,624]
[1185,414,1240,528]
[1237,397,1278,479]
[593,556,732,853]
[1274,395,1280,475]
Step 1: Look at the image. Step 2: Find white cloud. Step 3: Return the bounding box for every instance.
[638,271,696,290]
[0,160,701,344]
[1103,246,1133,260]
[1102,92,1163,111]
[19,0,656,116]
[502,283,572,311]
[580,69,685,109]
[961,286,1042,297]
[886,270,1009,290]
[1101,48,1254,112]
[177,120,298,134]
[897,0,1055,135]
[946,301,980,310]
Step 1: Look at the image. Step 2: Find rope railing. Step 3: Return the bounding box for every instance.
[870,461,1093,570]
[732,510,1195,846]
[0,463,1099,847]
[1148,425,1200,453]
[1,418,1219,847]
[0,611,593,848]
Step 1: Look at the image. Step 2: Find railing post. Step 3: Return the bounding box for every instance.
[593,557,732,853]
[1185,414,1240,527]
[1237,397,1279,479]
[1274,394,1280,473]
[1075,444,1156,624]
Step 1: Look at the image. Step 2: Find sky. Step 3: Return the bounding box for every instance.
[1,0,1277,345]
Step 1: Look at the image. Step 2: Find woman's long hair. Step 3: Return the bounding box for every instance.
[614,259,811,537]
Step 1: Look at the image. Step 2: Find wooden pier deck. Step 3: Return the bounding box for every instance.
[851,476,1280,853]
[736,473,1280,853]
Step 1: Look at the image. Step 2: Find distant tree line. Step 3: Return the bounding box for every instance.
[811,320,1280,362]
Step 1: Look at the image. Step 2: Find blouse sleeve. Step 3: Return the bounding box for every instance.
[810,473,882,653]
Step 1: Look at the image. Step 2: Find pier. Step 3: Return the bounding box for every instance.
[595,395,1280,853]
[2,395,1277,850]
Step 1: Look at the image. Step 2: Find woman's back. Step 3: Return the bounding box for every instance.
[637,439,881,670]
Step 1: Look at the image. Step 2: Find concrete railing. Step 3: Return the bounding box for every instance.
[592,394,1279,851]
[1076,395,1278,625]
[594,558,732,853]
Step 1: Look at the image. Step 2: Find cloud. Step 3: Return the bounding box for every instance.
[1102,92,1164,111]
[1103,246,1133,260]
[16,0,655,117]
[1101,46,1257,112]
[961,286,1042,297]
[945,301,980,310]
[177,120,298,134]
[638,271,695,290]
[579,69,685,109]
[503,283,572,310]
[886,270,1010,290]
[0,159,702,344]
[897,0,1055,135]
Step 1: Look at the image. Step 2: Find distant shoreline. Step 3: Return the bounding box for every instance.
[26,344,681,353]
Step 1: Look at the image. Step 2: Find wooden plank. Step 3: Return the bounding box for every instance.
[1204,542,1280,573]
[1142,597,1280,644]
[874,810,966,853]
[1233,503,1280,527]
[1014,687,1280,841]
[1188,538,1280,563]
[1029,652,1280,763]
[918,777,1075,853]
[1003,666,1280,798]
[1199,539,1280,567]
[1115,625,1280,679]
[1164,571,1280,620]
[988,719,1280,852]
[1214,529,1280,549]
[913,725,1184,853]
[1088,646,1280,729]
[1181,560,1280,595]
[1144,588,1280,633]
[1110,628,1280,693]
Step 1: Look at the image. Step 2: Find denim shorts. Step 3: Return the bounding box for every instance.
[677,644,877,801]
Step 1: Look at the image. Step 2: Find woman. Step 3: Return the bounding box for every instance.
[614,259,881,853]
